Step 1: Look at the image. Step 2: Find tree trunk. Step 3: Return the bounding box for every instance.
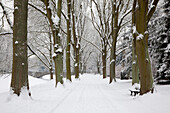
[110,0,117,83]
[54,0,63,86]
[135,0,153,95]
[54,29,63,86]
[132,0,139,85]
[132,36,139,85]
[102,47,107,79]
[66,0,72,81]
[97,61,100,74]
[74,48,80,78]
[11,0,30,96]
[72,0,80,79]
[80,59,83,75]
[49,32,53,80]
[43,0,63,86]
[110,43,116,83]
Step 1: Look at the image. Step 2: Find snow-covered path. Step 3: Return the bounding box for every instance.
[0,74,170,113]
[50,74,118,113]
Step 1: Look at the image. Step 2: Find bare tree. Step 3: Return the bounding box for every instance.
[71,0,87,78]
[110,0,131,83]
[90,0,112,78]
[32,0,64,86]
[132,0,159,95]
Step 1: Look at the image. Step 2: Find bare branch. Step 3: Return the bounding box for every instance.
[0,2,13,29]
[0,32,13,36]
[147,0,159,22]
[28,2,47,17]
[27,45,50,69]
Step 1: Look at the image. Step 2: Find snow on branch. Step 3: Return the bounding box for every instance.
[110,59,115,64]
[147,0,159,22]
[136,34,144,41]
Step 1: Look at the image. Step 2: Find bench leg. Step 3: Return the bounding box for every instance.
[130,91,132,95]
[134,92,136,96]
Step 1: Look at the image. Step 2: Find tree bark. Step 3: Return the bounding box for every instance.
[55,0,63,86]
[132,0,139,85]
[11,0,30,96]
[43,0,63,86]
[66,0,72,81]
[110,0,118,83]
[49,32,53,80]
[135,0,157,95]
[132,37,139,85]
[102,47,107,79]
[72,0,80,79]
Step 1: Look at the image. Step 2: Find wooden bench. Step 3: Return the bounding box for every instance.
[129,89,140,96]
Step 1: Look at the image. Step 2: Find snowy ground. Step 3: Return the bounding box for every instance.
[0,73,170,113]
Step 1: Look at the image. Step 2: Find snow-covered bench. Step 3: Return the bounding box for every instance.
[129,83,140,96]
[129,89,140,96]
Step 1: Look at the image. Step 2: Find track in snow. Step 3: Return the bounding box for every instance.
[49,74,121,113]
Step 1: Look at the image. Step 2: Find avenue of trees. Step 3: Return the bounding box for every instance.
[0,0,169,96]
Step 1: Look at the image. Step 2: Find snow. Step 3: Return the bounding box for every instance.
[15,41,18,44]
[52,15,59,25]
[144,31,148,35]
[110,59,115,64]
[14,6,18,10]
[15,53,18,56]
[54,44,58,48]
[58,33,62,37]
[132,61,136,65]
[74,63,78,67]
[55,48,62,53]
[132,26,138,34]
[129,83,140,90]
[0,74,170,113]
[136,34,144,40]
[52,53,57,58]
[166,44,170,49]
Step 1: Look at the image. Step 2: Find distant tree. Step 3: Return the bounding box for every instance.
[80,48,93,74]
[0,34,12,74]
[71,0,87,78]
[10,0,30,96]
[90,0,112,79]
[93,52,102,74]
[0,1,13,74]
[118,27,133,80]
